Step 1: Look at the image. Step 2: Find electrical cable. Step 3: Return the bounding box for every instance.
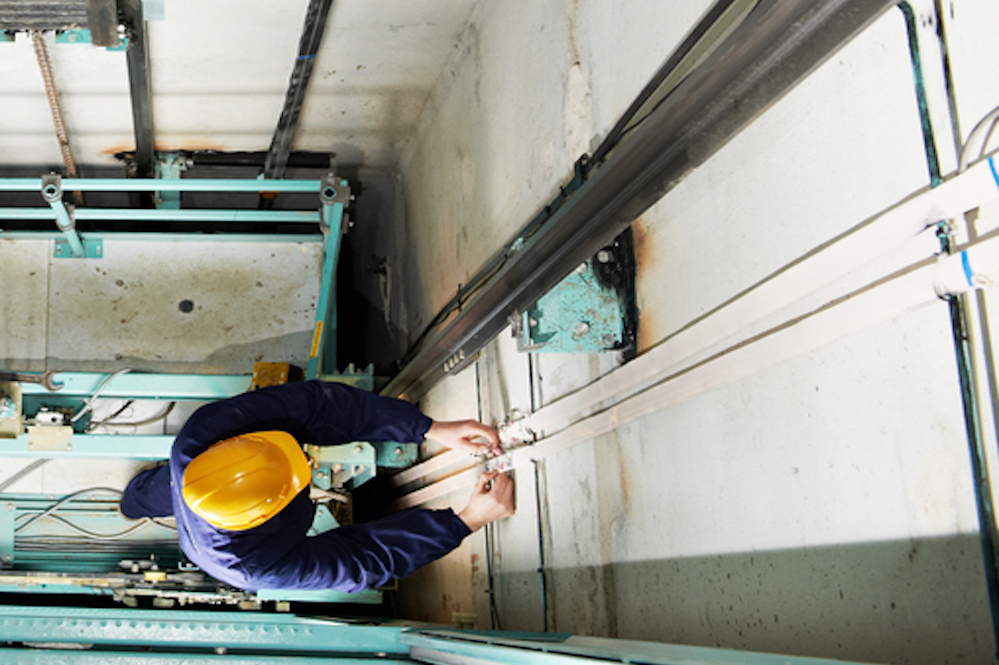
[70,369,132,423]
[960,106,999,172]
[17,513,168,540]
[84,399,134,430]
[0,459,51,493]
[483,520,501,630]
[15,486,124,533]
[89,401,175,431]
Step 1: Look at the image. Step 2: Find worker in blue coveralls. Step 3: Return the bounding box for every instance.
[119,380,515,592]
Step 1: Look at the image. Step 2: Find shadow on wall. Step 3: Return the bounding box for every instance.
[496,534,992,665]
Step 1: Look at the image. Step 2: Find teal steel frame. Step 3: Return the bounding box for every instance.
[307,179,351,378]
[17,372,252,399]
[0,178,324,192]
[0,606,880,664]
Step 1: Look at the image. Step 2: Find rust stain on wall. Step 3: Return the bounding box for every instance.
[630,216,660,354]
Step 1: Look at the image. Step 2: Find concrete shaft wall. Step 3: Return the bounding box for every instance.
[395,1,999,663]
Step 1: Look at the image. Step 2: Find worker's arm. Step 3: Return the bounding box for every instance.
[249,472,515,592]
[425,419,502,456]
[173,380,432,466]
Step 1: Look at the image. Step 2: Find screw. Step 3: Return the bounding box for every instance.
[353,444,363,454]
[597,250,612,263]
[394,447,404,457]
[573,321,591,337]
[332,463,342,472]
[602,334,616,346]
[576,263,588,274]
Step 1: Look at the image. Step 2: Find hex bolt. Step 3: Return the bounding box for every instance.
[573,321,591,337]
[393,447,404,457]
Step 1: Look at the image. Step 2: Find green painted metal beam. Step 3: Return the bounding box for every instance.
[0,606,407,654]
[306,203,344,379]
[18,372,251,399]
[0,178,323,193]
[2,650,411,665]
[1,434,172,459]
[0,231,322,244]
[0,208,320,223]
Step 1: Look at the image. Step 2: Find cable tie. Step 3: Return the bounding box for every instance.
[297,53,316,60]
[962,250,975,288]
[990,156,999,189]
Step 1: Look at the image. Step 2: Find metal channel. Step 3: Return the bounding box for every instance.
[383,0,897,402]
[263,0,336,179]
[0,1,88,30]
[120,0,155,180]
[0,606,407,655]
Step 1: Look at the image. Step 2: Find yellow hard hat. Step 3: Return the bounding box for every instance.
[181,431,312,531]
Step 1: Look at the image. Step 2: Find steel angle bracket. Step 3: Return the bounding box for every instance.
[55,28,129,51]
[54,237,103,258]
[306,441,376,490]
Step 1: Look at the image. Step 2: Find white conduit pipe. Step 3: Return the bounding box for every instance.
[397,230,999,509]
[523,155,999,439]
[395,156,999,508]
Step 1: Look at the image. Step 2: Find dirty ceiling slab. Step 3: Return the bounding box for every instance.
[0,0,479,170]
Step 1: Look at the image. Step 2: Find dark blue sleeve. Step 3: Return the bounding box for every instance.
[173,380,433,467]
[250,507,472,592]
[119,464,173,518]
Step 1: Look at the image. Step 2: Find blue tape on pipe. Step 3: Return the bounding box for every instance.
[990,156,999,188]
[962,250,975,287]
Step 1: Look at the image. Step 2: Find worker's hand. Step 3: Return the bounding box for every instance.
[425,419,501,456]
[457,471,515,532]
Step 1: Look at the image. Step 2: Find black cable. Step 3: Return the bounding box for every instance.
[589,0,744,167]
